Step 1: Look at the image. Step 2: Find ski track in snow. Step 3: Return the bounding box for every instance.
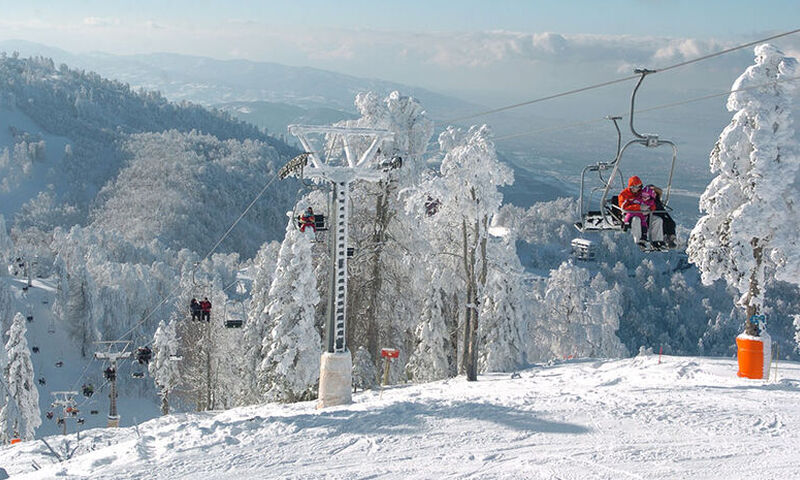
[0,351,797,479]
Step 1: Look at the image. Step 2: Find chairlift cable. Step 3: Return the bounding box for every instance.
[442,28,800,124]
[492,75,800,143]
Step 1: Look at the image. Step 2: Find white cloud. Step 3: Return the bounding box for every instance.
[83,17,121,27]
[145,20,166,30]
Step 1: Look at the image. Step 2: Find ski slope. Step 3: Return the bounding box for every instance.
[1,352,798,479]
[3,275,160,439]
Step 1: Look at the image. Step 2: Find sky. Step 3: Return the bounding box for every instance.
[0,1,798,106]
[1,0,798,38]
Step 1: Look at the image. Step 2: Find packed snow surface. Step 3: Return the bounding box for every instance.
[1,354,798,479]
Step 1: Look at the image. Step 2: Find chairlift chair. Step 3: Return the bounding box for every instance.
[135,346,152,364]
[281,152,331,240]
[223,298,245,329]
[571,238,597,261]
[576,69,678,254]
[575,116,626,234]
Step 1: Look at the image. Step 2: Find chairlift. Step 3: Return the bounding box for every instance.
[575,116,626,234]
[424,197,441,217]
[32,346,39,354]
[131,371,145,379]
[90,410,99,415]
[38,377,46,386]
[82,384,94,398]
[55,361,63,368]
[280,153,330,241]
[223,298,246,329]
[103,366,116,382]
[296,207,328,234]
[76,418,85,425]
[575,69,678,253]
[135,346,152,364]
[25,315,33,322]
[571,238,597,261]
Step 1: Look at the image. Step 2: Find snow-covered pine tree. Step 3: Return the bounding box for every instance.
[241,240,280,405]
[688,44,800,321]
[259,222,321,402]
[3,313,40,441]
[406,275,456,383]
[149,320,181,415]
[478,234,527,373]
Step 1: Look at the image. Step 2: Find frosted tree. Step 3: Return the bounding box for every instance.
[3,313,40,441]
[535,262,626,360]
[339,91,435,366]
[688,44,800,323]
[407,125,513,380]
[0,334,8,443]
[0,215,12,270]
[478,235,527,373]
[241,240,280,404]
[259,223,321,402]
[407,277,456,383]
[149,320,181,415]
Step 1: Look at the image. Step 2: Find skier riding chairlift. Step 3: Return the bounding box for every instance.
[82,384,94,398]
[136,346,152,364]
[299,207,316,233]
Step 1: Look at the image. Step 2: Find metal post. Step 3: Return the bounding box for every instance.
[326,180,350,353]
[94,343,131,428]
[108,359,119,427]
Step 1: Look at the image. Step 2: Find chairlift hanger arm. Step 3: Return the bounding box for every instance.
[630,69,657,140]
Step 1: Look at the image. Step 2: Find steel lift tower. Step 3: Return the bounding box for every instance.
[285,125,394,408]
[94,341,132,427]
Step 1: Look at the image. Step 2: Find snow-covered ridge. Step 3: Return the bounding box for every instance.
[1,355,798,479]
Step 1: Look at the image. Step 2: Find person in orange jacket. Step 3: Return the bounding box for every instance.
[619,175,665,250]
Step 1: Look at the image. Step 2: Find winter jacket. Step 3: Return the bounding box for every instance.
[200,300,212,313]
[619,176,646,212]
[299,211,316,232]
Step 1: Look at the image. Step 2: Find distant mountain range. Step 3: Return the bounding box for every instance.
[0,40,482,118]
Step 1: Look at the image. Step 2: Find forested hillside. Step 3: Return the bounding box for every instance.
[0,53,296,245]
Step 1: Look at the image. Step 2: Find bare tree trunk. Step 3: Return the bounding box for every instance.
[160,390,169,416]
[460,218,471,375]
[743,238,764,334]
[365,190,391,359]
[463,217,481,381]
[205,324,213,410]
